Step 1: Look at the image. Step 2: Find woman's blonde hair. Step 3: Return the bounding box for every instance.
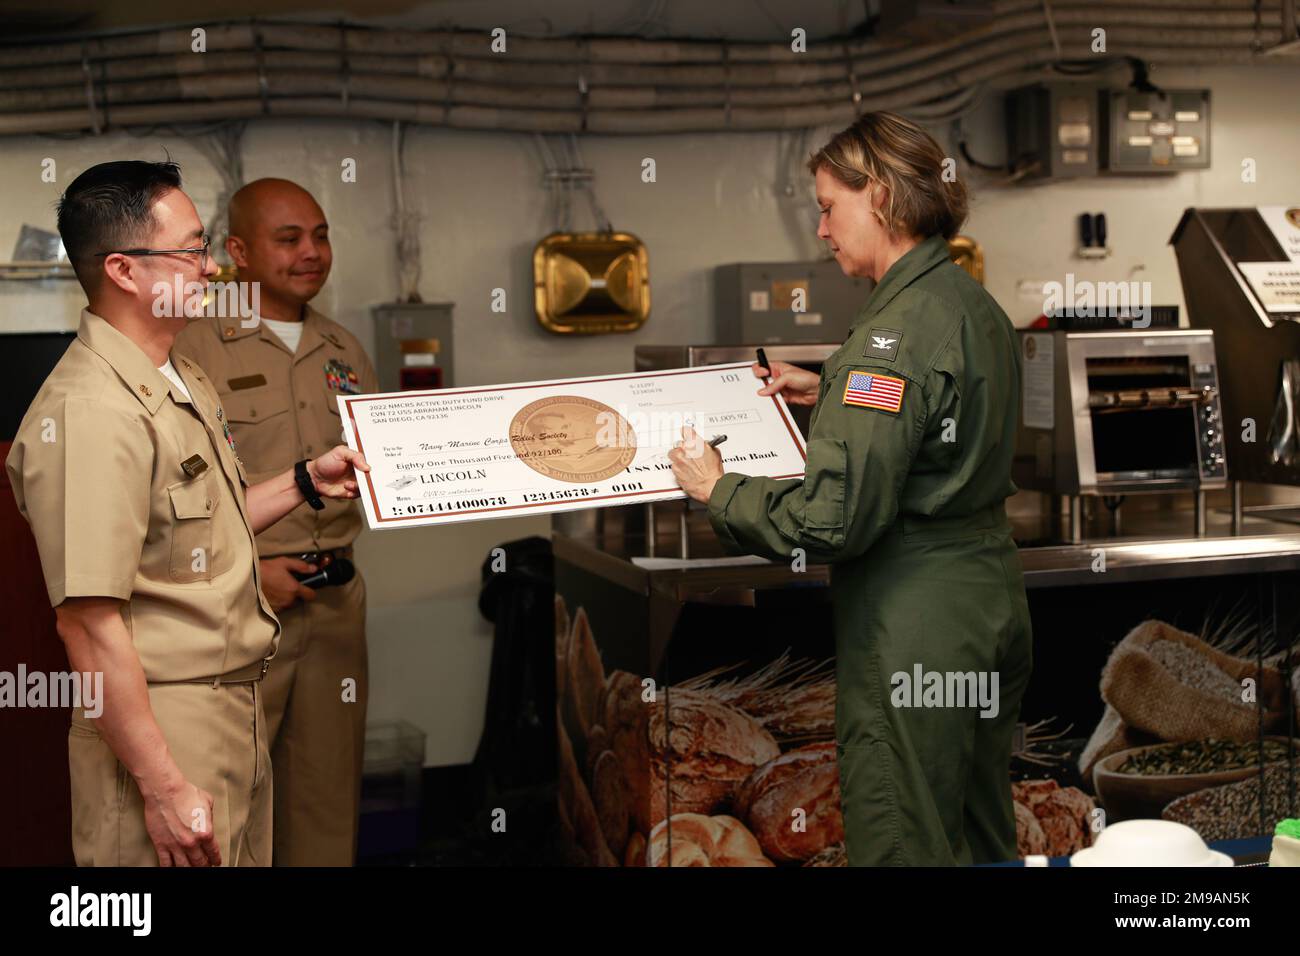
[807,111,968,241]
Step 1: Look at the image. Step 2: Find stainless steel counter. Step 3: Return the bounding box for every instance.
[554,501,1300,599]
[553,502,1300,691]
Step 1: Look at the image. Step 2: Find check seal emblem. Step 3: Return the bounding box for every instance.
[509,395,637,483]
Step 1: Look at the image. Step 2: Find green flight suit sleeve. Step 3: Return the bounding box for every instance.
[707,361,932,565]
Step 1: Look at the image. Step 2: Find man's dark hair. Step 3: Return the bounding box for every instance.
[56,160,183,294]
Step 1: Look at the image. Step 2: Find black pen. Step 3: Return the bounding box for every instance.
[756,347,771,384]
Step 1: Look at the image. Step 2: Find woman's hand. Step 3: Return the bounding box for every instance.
[668,425,724,504]
[755,360,820,407]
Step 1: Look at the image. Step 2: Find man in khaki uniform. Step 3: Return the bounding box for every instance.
[6,160,368,867]
[176,178,375,866]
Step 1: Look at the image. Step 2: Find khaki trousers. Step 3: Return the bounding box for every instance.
[68,679,272,867]
[260,570,368,866]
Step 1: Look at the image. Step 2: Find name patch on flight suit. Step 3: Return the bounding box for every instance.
[324,358,360,394]
[842,369,906,413]
[862,328,903,362]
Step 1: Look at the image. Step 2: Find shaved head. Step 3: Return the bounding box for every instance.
[225,177,331,319]
[227,178,322,240]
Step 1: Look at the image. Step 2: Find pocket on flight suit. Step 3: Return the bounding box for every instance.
[801,438,848,551]
[167,475,216,583]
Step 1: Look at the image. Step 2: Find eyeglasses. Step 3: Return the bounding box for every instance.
[96,234,210,271]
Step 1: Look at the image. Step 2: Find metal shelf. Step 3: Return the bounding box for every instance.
[0,262,76,280]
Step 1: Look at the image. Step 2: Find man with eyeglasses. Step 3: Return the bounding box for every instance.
[176,179,377,866]
[5,160,370,867]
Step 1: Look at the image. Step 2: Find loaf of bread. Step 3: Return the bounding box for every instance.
[591,749,630,858]
[648,687,780,818]
[734,741,844,862]
[1012,778,1095,857]
[557,706,618,867]
[584,724,608,780]
[624,830,647,867]
[562,608,605,762]
[647,813,773,867]
[602,670,654,835]
[1014,800,1047,857]
[802,842,847,867]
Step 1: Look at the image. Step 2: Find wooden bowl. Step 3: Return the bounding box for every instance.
[1092,737,1298,823]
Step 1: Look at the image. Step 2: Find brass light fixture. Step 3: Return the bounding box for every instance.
[533,231,650,334]
[201,263,240,311]
[948,235,984,284]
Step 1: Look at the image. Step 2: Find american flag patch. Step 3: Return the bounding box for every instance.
[842,369,905,413]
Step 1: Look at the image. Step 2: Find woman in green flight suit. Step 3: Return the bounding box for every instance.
[669,112,1033,866]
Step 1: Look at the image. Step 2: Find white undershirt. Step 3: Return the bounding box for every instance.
[261,317,304,354]
[158,359,192,401]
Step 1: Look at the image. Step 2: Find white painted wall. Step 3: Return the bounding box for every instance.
[2,62,1297,764]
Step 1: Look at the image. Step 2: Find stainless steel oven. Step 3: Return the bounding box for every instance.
[1014,328,1227,539]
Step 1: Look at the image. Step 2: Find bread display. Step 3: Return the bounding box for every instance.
[556,600,850,867]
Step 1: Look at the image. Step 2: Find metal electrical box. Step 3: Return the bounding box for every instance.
[713,261,873,343]
[371,302,455,392]
[1004,82,1100,181]
[1101,89,1211,172]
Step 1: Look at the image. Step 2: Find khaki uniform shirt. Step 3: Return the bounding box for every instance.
[5,309,279,682]
[174,306,378,557]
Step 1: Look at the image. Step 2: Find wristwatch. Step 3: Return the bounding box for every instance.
[294,459,325,511]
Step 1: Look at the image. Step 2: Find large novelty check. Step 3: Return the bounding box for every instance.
[336,362,808,530]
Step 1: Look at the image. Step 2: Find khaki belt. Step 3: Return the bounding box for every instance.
[150,658,271,688]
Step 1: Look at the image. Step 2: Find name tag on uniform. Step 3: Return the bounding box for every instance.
[227,374,268,391]
[843,369,906,413]
[181,454,209,478]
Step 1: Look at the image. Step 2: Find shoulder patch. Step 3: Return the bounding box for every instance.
[842,369,905,413]
[862,327,903,362]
